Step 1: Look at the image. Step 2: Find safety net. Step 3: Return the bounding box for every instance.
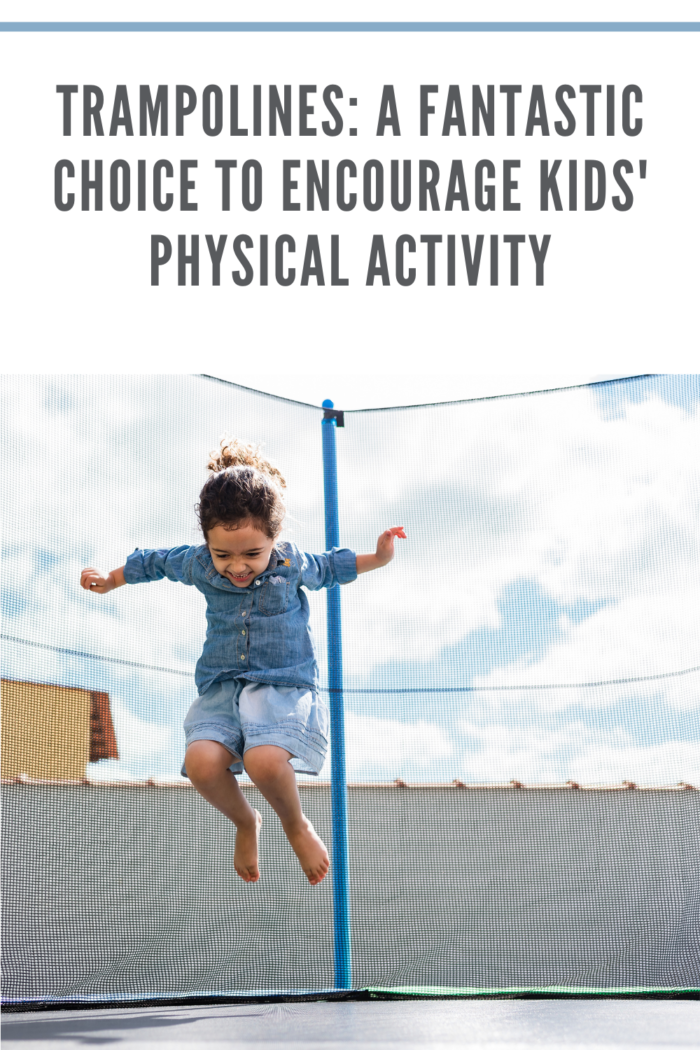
[2,373,699,1006]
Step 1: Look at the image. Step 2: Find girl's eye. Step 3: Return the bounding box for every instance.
[213,549,263,557]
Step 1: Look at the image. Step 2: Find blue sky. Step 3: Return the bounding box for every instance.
[2,374,699,784]
[592,373,700,419]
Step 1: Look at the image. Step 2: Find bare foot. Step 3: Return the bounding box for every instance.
[234,809,262,883]
[286,818,330,885]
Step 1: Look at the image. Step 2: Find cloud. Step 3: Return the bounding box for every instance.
[456,721,700,787]
[87,699,183,780]
[337,388,700,685]
[320,711,454,782]
[3,375,699,786]
[315,713,700,786]
[592,374,700,420]
[570,738,700,786]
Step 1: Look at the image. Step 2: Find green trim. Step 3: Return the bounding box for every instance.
[367,984,700,997]
[3,986,697,1011]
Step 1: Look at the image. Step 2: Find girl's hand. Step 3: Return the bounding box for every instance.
[356,527,406,574]
[80,566,125,593]
[375,526,407,566]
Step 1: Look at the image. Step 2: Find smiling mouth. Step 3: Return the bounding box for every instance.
[229,571,252,581]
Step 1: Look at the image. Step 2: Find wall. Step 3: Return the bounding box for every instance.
[3,782,699,1002]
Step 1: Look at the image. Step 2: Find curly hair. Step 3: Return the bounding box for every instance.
[196,437,287,540]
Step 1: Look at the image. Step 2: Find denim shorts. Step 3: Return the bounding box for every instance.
[182,678,329,777]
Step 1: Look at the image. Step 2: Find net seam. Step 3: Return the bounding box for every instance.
[4,635,698,690]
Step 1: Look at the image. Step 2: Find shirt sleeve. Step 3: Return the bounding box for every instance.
[298,547,357,591]
[123,545,196,586]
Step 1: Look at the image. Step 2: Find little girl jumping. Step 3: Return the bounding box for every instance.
[80,437,405,887]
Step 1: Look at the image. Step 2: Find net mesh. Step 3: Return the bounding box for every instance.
[2,374,699,1004]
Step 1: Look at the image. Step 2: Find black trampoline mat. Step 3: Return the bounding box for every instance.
[3,1001,700,1049]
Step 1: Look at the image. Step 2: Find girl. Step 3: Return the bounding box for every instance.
[80,437,405,887]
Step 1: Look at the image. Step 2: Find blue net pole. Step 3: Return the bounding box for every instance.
[321,399,352,990]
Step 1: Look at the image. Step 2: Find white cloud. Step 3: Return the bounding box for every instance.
[314,713,700,786]
[456,721,700,787]
[469,591,700,711]
[3,376,699,786]
[87,698,182,780]
[320,711,454,782]
[338,391,700,678]
[456,720,586,784]
[570,738,700,786]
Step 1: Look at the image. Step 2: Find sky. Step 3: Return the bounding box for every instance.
[2,373,699,785]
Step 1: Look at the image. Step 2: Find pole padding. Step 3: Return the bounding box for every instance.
[321,399,352,990]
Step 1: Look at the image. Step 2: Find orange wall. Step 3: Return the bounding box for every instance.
[2,680,92,780]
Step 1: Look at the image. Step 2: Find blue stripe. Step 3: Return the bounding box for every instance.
[1,22,699,32]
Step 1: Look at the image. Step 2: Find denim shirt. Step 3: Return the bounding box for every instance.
[123,540,357,695]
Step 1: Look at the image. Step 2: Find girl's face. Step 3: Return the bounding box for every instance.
[207,521,277,587]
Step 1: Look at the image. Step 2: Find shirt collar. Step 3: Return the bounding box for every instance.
[261,545,285,575]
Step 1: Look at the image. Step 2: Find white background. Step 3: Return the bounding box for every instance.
[0,5,698,380]
[1,8,698,786]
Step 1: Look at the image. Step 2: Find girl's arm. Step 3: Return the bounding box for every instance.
[356,527,406,575]
[80,566,126,594]
[81,546,197,594]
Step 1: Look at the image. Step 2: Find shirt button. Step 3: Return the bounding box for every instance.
[241,630,246,636]
[241,655,246,661]
[255,580,261,586]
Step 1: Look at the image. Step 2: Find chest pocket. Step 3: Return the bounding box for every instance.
[258,575,289,616]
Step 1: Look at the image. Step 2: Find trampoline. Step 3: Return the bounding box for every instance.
[3,1000,700,1049]
[1,374,699,1023]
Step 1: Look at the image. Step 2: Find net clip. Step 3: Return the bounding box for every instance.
[323,407,345,427]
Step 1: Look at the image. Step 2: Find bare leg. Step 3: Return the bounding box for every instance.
[244,745,330,886]
[185,740,262,883]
